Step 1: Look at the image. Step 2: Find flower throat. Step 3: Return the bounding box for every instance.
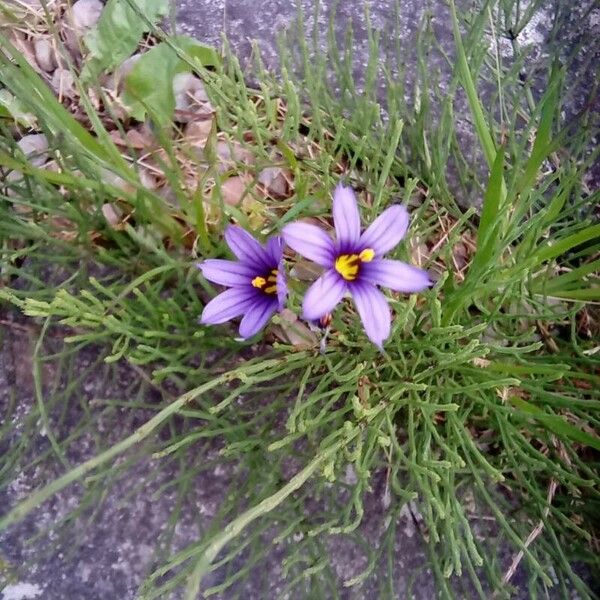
[251,269,278,294]
[334,248,374,281]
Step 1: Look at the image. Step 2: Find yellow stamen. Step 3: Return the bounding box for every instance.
[334,248,375,281]
[335,255,359,280]
[251,269,278,294]
[359,248,375,262]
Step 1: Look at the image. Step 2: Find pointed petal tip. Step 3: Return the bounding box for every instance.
[350,282,391,348]
[360,204,410,256]
[361,259,432,293]
[332,183,361,246]
[224,225,271,269]
[200,287,257,325]
[282,222,335,267]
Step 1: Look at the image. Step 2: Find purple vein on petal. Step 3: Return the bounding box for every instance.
[276,266,287,310]
[239,297,278,339]
[360,259,432,292]
[265,235,285,265]
[282,222,335,267]
[332,184,361,249]
[302,269,347,320]
[200,287,259,325]
[199,259,257,287]
[350,281,391,349]
[225,225,271,269]
[359,205,409,256]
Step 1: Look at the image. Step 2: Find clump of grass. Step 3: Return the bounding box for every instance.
[1,0,599,598]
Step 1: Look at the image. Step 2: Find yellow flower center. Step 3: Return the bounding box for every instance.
[252,269,278,294]
[334,248,375,281]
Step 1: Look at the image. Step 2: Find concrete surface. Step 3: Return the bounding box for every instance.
[0,305,534,600]
[176,0,600,193]
[0,309,446,600]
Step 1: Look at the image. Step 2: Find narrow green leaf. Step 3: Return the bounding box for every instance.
[0,89,37,127]
[510,397,600,452]
[532,224,600,264]
[543,288,600,301]
[536,259,600,292]
[448,0,495,167]
[471,146,505,273]
[515,67,562,199]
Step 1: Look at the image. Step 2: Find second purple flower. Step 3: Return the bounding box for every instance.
[198,226,287,339]
[282,184,431,348]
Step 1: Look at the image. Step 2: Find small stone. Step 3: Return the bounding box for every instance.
[184,119,213,154]
[4,134,49,195]
[101,203,123,229]
[17,134,49,167]
[215,139,254,172]
[138,167,157,190]
[100,168,128,191]
[172,72,212,122]
[64,0,103,56]
[113,53,142,92]
[71,0,103,29]
[8,32,39,73]
[33,38,57,72]
[109,126,154,150]
[220,175,251,206]
[258,166,290,198]
[50,68,76,99]
[272,309,318,347]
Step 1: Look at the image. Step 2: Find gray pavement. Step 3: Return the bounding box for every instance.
[176,0,600,193]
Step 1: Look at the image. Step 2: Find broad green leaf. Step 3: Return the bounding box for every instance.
[515,69,562,199]
[448,0,495,167]
[532,224,600,265]
[543,288,600,301]
[510,396,600,452]
[82,0,169,80]
[470,146,505,275]
[122,37,218,126]
[0,33,181,239]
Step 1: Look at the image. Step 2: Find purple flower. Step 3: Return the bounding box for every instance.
[282,184,431,348]
[198,226,287,339]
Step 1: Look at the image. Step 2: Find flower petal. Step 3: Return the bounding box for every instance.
[282,222,335,267]
[265,235,284,264]
[198,259,256,288]
[200,287,258,325]
[349,281,391,348]
[359,205,409,256]
[360,259,432,292]
[239,297,278,338]
[276,266,287,311]
[225,225,271,269]
[302,269,347,320]
[333,184,361,249]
